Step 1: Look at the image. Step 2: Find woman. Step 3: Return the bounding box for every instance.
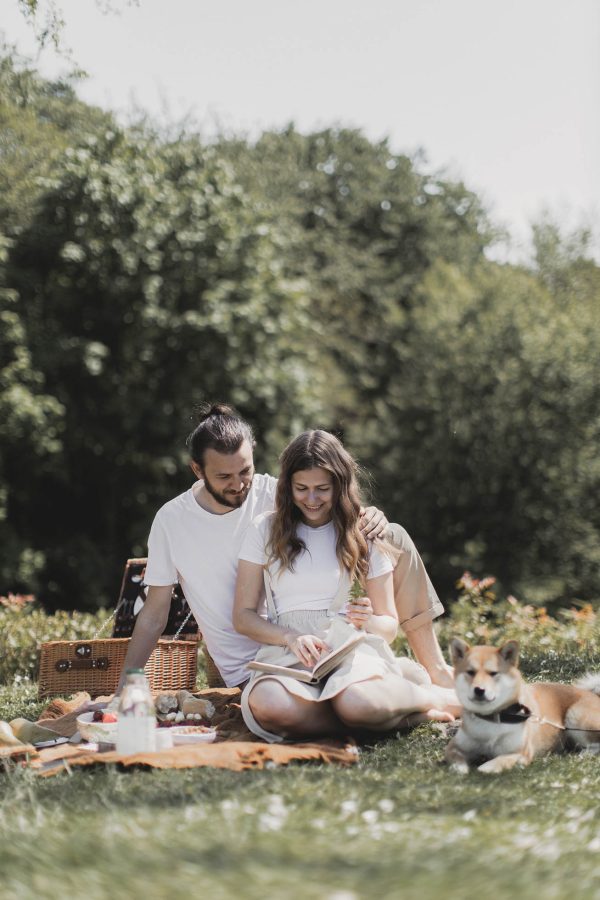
[233,430,459,742]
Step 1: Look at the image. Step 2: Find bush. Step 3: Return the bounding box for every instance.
[2,578,599,688]
[0,593,212,689]
[432,573,600,680]
[0,593,106,683]
[438,572,598,649]
[389,573,599,678]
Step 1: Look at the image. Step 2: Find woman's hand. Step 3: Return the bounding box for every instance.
[346,596,373,630]
[284,633,330,667]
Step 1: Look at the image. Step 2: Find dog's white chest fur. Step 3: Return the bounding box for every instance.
[455,711,526,758]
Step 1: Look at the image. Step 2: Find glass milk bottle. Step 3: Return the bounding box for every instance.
[116,668,157,754]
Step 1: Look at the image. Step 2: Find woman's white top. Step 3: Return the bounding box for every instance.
[239,511,393,616]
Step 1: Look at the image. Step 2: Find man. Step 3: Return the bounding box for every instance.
[116,403,453,692]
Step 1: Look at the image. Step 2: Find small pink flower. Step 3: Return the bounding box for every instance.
[0,593,36,609]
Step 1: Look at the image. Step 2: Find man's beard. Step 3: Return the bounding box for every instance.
[203,474,253,509]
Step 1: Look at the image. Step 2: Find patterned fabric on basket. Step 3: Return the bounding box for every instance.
[112,558,198,639]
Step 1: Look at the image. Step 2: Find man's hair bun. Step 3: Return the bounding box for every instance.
[187,401,255,465]
[196,402,236,423]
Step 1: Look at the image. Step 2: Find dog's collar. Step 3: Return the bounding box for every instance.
[471,702,532,724]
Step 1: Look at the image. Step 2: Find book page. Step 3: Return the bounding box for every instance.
[248,629,364,683]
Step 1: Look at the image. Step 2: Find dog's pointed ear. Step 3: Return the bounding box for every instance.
[450,637,470,664]
[499,640,520,666]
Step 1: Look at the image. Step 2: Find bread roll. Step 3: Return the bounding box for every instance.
[176,690,215,719]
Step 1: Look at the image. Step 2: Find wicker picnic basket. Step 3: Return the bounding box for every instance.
[202,645,226,688]
[110,557,225,689]
[37,557,227,697]
[37,637,198,699]
[38,557,200,698]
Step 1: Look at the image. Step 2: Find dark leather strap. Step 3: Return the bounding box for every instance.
[55,657,110,672]
[474,702,532,724]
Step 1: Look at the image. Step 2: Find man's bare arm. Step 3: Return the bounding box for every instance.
[114,585,173,694]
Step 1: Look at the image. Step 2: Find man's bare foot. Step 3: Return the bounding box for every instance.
[429,686,462,719]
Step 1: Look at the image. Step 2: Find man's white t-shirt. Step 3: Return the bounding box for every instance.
[240,511,393,616]
[144,473,277,687]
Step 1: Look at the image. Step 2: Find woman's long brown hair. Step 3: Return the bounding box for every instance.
[267,430,370,587]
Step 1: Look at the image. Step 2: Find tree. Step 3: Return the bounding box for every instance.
[6,126,326,608]
[0,45,112,233]
[15,1,136,54]
[359,255,600,601]
[0,232,64,593]
[219,126,494,435]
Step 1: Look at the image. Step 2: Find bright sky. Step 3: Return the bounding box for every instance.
[3,0,599,259]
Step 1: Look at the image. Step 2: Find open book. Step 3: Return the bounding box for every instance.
[247,630,364,684]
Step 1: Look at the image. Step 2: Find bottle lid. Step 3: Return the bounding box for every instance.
[125,667,145,674]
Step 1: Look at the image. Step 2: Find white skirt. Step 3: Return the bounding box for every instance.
[240,610,431,742]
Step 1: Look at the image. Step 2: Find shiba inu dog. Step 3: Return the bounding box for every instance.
[445,638,600,774]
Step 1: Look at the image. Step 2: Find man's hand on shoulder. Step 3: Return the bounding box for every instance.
[359,506,389,540]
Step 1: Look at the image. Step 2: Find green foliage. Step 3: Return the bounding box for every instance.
[0,236,63,451]
[434,574,599,669]
[2,579,598,686]
[0,232,65,593]
[220,127,493,414]
[357,256,600,600]
[0,46,112,232]
[16,0,66,52]
[6,123,327,607]
[0,593,105,683]
[1,52,599,608]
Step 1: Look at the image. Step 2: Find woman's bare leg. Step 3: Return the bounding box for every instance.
[331,676,461,732]
[248,679,343,739]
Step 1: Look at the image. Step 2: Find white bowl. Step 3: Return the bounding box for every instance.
[169,726,217,746]
[76,711,119,744]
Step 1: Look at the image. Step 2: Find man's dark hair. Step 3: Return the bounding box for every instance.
[186,402,255,467]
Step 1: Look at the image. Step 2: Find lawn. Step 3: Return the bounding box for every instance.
[2,650,600,900]
[2,578,599,900]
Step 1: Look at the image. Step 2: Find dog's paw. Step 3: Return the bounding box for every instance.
[477,758,504,774]
[478,753,528,773]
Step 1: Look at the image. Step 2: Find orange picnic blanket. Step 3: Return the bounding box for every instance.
[30,688,358,775]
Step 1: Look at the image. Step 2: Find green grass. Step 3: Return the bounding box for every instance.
[2,659,600,900]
